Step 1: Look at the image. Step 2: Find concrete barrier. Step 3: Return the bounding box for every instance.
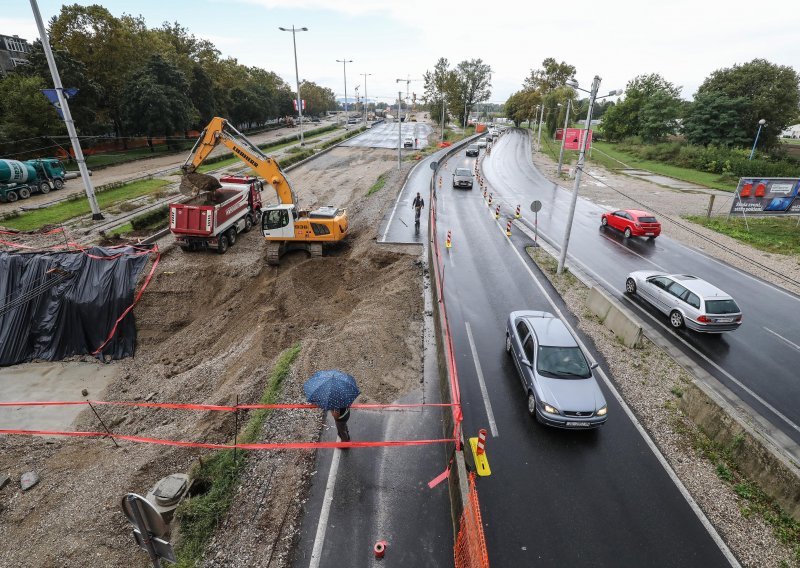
[586,287,643,348]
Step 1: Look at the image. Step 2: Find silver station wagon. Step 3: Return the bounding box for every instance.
[625,271,743,332]
[505,311,608,429]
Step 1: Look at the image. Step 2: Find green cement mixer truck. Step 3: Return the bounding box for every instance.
[0,158,73,203]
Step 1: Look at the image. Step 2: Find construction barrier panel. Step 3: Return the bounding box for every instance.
[454,473,490,568]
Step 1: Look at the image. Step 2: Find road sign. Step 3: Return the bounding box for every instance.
[564,128,592,151]
[530,201,542,244]
[430,161,438,170]
[530,200,542,213]
[121,493,174,567]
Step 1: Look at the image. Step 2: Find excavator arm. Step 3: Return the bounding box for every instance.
[181,117,299,206]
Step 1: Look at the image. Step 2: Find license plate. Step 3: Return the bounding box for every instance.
[716,318,733,323]
[566,421,591,427]
[645,232,654,236]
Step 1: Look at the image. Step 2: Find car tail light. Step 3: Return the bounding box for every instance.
[697,315,710,323]
[735,315,742,322]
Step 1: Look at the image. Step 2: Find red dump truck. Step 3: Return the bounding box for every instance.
[169,175,264,253]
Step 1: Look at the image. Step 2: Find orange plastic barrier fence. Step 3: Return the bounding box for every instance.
[454,472,490,568]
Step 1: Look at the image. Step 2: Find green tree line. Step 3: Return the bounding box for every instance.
[0,4,338,159]
[422,57,493,128]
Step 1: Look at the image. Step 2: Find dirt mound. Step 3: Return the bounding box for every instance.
[0,147,420,567]
[180,172,222,197]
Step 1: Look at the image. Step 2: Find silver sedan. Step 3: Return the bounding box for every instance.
[506,310,608,429]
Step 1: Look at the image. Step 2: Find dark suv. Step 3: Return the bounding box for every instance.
[466,144,479,157]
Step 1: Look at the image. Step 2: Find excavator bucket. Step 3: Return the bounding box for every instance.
[179,172,222,197]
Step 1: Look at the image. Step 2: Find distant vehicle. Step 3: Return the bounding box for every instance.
[506,311,607,428]
[403,137,414,149]
[601,209,661,239]
[310,117,321,123]
[0,158,70,203]
[477,139,488,149]
[452,167,474,189]
[625,272,743,332]
[466,144,479,157]
[347,117,359,124]
[489,128,499,138]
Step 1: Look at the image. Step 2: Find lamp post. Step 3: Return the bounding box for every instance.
[279,26,308,145]
[30,0,102,219]
[749,118,767,160]
[557,77,622,274]
[360,73,372,125]
[536,103,545,151]
[556,96,572,175]
[336,58,353,127]
[397,91,403,169]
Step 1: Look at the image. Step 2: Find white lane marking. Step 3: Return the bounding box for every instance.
[465,321,499,437]
[382,158,424,242]
[309,445,342,568]
[764,327,800,353]
[487,215,740,567]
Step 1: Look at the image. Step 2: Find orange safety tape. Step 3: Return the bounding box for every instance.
[0,400,457,411]
[0,428,456,450]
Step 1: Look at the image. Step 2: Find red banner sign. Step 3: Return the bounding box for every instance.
[564,128,592,150]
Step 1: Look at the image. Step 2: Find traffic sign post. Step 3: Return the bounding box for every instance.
[122,493,175,567]
[530,200,542,244]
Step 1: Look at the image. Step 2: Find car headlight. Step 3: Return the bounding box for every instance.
[596,406,607,416]
[542,403,559,414]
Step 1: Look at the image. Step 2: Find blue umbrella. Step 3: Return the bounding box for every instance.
[303,370,360,410]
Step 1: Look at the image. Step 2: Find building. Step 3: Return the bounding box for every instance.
[781,124,800,139]
[0,34,32,76]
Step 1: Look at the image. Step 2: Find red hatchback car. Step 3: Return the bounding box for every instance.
[601,209,661,239]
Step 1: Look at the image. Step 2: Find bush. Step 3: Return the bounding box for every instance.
[131,205,169,230]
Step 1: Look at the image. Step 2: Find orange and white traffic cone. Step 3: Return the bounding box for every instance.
[483,189,487,200]
[446,230,452,249]
[476,429,487,455]
[438,176,442,188]
[515,204,521,218]
[495,205,500,219]
[488,193,493,207]
[506,220,512,237]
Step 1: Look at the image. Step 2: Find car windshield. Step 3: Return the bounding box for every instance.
[638,216,657,223]
[537,346,591,379]
[468,145,478,150]
[705,299,740,314]
[455,168,471,176]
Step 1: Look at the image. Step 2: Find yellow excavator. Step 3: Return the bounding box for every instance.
[180,116,349,265]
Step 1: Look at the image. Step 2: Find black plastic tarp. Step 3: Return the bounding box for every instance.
[0,246,152,367]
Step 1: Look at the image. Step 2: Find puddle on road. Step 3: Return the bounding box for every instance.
[0,362,118,430]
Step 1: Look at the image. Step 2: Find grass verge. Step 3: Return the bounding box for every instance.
[590,142,738,192]
[173,343,302,567]
[367,173,388,196]
[0,179,169,231]
[685,215,800,256]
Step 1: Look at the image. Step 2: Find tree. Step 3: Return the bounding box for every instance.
[682,92,751,147]
[524,57,576,94]
[601,73,682,142]
[423,58,457,127]
[189,65,217,128]
[446,59,492,127]
[299,80,337,116]
[120,55,193,150]
[0,74,65,158]
[696,59,800,149]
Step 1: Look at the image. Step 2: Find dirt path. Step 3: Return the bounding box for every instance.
[0,147,423,567]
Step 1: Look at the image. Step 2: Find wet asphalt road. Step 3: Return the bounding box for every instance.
[433,146,733,567]
[482,129,800,453]
[340,122,434,149]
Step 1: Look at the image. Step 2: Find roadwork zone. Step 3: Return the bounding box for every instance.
[469,437,491,477]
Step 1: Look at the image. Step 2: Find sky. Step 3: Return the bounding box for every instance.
[3,0,799,107]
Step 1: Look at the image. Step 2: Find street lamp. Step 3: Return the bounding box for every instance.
[279,26,308,145]
[336,58,353,127]
[556,97,572,175]
[749,118,767,160]
[557,77,622,274]
[360,73,372,125]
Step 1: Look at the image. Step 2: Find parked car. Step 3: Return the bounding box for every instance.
[625,271,743,332]
[403,137,414,149]
[601,209,661,239]
[452,167,474,189]
[506,311,608,428]
[466,144,479,157]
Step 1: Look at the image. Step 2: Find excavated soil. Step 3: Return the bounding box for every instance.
[0,147,423,567]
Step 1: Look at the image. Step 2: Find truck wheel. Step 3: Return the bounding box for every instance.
[217,235,229,254]
[54,179,65,190]
[18,187,31,199]
[227,227,237,246]
[6,191,18,203]
[39,182,51,194]
[243,215,253,233]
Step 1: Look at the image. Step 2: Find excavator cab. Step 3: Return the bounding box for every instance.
[262,205,296,239]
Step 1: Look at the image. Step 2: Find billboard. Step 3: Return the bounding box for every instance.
[564,128,592,151]
[729,178,800,215]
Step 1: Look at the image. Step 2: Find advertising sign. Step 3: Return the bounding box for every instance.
[564,128,592,151]
[729,178,800,215]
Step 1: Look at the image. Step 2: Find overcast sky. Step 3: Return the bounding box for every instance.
[4,0,799,106]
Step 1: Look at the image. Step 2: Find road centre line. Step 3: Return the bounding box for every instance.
[465,322,499,437]
[308,444,342,568]
[483,211,740,566]
[764,327,800,353]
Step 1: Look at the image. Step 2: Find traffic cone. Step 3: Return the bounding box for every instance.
[483,189,487,200]
[446,230,452,249]
[476,429,487,455]
[438,176,442,188]
[488,193,493,207]
[495,205,500,219]
[506,220,512,237]
[515,205,521,218]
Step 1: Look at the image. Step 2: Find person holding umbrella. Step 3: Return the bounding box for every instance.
[304,370,360,444]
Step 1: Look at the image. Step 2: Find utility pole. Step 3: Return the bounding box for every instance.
[558,75,601,274]
[360,73,372,126]
[556,98,572,175]
[279,26,308,145]
[30,0,102,220]
[536,103,545,151]
[336,58,353,126]
[440,96,446,142]
[397,91,403,170]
